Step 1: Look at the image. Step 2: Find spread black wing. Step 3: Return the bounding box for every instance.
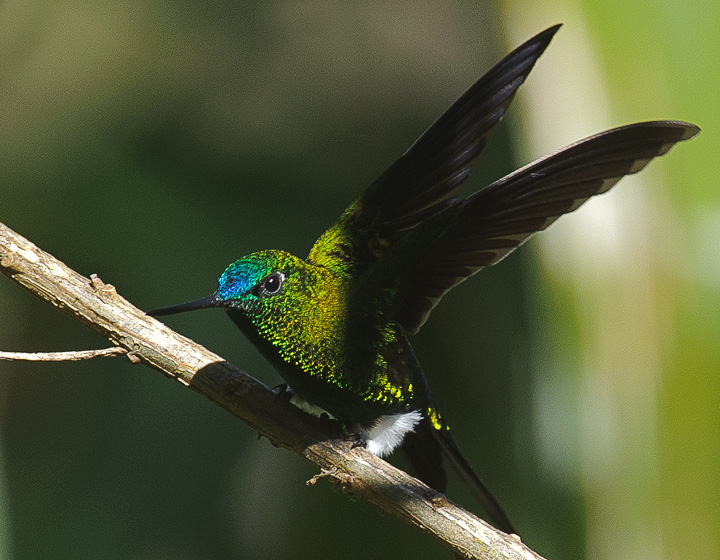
[390,120,699,333]
[307,25,561,274]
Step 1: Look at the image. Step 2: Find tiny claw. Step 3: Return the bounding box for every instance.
[344,433,367,450]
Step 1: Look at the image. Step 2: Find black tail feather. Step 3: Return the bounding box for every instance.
[401,415,515,534]
[431,422,515,534]
[400,416,448,493]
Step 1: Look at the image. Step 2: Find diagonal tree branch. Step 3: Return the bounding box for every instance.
[0,220,546,560]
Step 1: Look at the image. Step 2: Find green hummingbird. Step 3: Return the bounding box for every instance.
[149,24,699,534]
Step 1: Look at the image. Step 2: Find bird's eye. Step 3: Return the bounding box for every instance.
[259,272,284,296]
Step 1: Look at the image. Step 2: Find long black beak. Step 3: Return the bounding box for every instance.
[147,295,219,317]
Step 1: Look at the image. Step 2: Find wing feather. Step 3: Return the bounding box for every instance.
[307,25,562,274]
[392,121,699,333]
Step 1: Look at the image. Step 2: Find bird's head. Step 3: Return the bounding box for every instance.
[148,250,307,322]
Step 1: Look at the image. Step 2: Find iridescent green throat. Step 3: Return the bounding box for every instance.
[216,250,422,423]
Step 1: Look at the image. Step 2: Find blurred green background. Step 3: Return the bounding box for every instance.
[0,2,715,559]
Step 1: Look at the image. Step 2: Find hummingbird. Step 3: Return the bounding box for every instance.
[149,24,699,534]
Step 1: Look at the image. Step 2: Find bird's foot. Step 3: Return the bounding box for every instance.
[344,433,367,450]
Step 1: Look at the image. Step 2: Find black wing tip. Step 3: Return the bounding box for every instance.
[535,120,701,159]
[656,120,701,140]
[525,23,563,52]
[537,22,563,40]
[680,122,702,139]
[619,120,700,139]
[499,24,562,74]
